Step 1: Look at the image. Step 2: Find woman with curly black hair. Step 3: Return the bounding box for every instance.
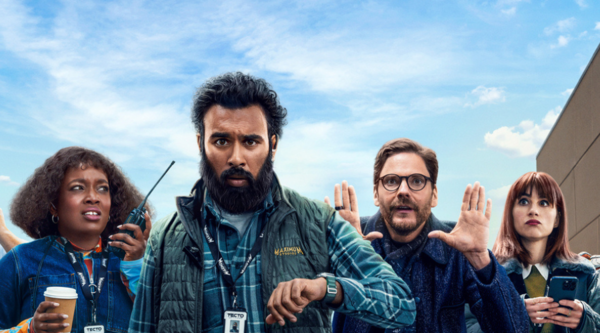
[0,146,153,333]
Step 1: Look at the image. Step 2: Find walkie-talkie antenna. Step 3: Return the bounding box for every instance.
[137,161,175,209]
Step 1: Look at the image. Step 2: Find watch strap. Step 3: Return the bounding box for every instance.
[316,273,337,304]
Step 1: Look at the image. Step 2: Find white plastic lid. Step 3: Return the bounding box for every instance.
[44,287,77,299]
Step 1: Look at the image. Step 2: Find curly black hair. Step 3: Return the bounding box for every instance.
[191,72,288,145]
[10,146,153,242]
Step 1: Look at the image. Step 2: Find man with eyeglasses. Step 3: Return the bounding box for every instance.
[330,138,528,333]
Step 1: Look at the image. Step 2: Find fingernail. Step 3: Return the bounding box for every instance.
[63,323,69,327]
[291,317,297,323]
[53,302,60,307]
[109,235,113,239]
[62,314,68,319]
[117,225,123,228]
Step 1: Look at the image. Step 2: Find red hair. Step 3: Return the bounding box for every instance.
[492,172,578,266]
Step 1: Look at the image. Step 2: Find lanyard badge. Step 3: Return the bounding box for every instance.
[201,217,265,333]
[59,237,108,331]
[223,308,248,333]
[84,325,105,333]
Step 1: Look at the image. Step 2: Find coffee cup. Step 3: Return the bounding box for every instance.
[44,287,77,332]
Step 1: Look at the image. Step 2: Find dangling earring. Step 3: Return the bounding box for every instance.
[108,216,111,222]
[50,203,59,224]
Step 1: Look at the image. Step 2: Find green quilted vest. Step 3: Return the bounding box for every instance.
[149,177,336,333]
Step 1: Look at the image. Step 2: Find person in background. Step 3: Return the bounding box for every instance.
[0,146,152,333]
[331,138,529,333]
[0,208,26,255]
[466,172,600,332]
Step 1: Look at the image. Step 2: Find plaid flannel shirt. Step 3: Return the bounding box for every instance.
[129,191,416,333]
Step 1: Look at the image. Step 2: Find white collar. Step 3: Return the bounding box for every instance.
[522,263,549,281]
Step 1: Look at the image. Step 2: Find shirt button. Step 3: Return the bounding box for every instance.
[415,297,420,304]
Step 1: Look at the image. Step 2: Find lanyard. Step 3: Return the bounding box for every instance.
[200,216,266,308]
[59,237,109,324]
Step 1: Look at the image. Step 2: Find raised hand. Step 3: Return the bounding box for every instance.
[325,181,382,241]
[108,212,152,261]
[0,208,26,252]
[428,182,491,270]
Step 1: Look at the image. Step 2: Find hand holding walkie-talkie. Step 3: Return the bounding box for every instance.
[108,161,175,260]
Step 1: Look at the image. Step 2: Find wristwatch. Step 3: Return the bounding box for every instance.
[315,272,337,304]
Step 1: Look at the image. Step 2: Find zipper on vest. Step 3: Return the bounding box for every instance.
[196,248,204,332]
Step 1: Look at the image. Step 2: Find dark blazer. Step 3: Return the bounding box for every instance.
[332,211,529,333]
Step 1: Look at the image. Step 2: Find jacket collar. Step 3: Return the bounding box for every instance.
[174,175,283,245]
[364,210,454,265]
[502,255,596,276]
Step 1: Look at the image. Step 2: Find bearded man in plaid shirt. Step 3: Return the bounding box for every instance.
[128,72,417,333]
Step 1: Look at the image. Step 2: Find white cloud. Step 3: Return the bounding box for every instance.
[562,88,574,96]
[0,175,19,186]
[550,35,570,49]
[558,35,569,47]
[488,185,512,207]
[465,86,506,107]
[501,7,516,15]
[544,18,575,35]
[275,119,377,201]
[484,107,561,157]
[574,0,587,8]
[595,22,600,30]
[0,0,467,158]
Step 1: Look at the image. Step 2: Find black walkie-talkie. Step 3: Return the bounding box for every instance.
[108,161,175,259]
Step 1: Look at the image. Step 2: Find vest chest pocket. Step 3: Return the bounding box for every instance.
[270,239,313,281]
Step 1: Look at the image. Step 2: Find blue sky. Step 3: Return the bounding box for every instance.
[0,0,598,246]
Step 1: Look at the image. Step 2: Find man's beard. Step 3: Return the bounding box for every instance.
[200,149,274,214]
[382,196,432,237]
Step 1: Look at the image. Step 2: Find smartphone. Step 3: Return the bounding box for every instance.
[546,276,578,316]
[534,276,578,327]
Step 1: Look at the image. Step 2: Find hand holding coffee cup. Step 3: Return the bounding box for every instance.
[33,287,77,333]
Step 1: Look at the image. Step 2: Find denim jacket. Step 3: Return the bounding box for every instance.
[0,236,133,333]
[332,212,529,333]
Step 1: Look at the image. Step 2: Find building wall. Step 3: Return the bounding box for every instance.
[537,43,600,254]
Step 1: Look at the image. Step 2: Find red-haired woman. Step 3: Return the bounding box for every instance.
[466,172,600,332]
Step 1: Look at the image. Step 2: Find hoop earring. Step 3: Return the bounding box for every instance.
[52,215,59,224]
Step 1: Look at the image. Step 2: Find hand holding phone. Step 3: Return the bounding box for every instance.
[540,276,584,330]
[545,276,578,311]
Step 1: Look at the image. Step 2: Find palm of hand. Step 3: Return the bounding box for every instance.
[429,182,491,255]
[451,208,490,254]
[325,181,383,241]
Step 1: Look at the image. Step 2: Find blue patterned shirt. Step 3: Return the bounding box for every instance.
[129,190,416,333]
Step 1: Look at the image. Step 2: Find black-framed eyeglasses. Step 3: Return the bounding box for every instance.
[378,173,433,192]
